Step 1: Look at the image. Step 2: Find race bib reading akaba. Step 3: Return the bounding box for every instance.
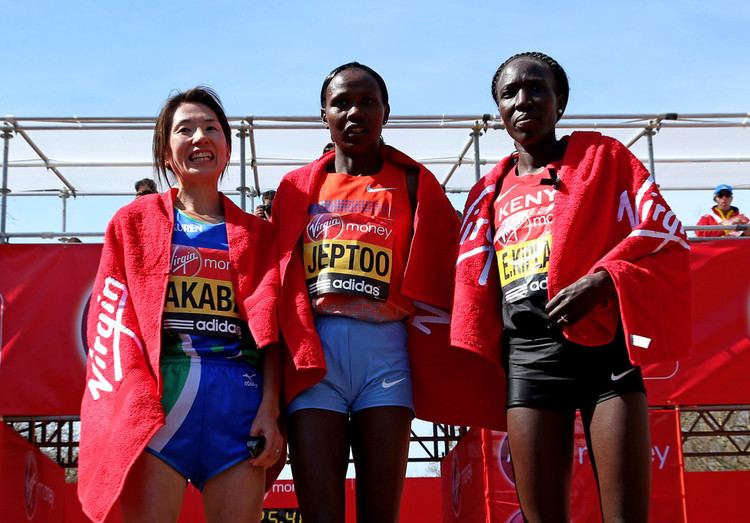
[304,212,394,302]
[164,245,244,339]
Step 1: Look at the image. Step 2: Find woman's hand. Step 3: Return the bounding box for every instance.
[247,406,283,469]
[545,270,616,326]
[248,342,283,468]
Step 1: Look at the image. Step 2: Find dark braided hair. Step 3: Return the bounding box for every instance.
[490,52,569,108]
[320,62,389,109]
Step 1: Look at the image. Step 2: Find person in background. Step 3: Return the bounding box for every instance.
[695,184,749,237]
[254,189,276,220]
[78,87,283,523]
[134,177,158,198]
[451,52,691,522]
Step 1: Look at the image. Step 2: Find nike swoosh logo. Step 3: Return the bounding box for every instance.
[366,185,396,193]
[611,368,637,382]
[382,377,406,388]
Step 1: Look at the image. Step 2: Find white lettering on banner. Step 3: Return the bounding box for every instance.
[653,445,670,470]
[272,482,296,493]
[410,300,451,335]
[87,276,143,400]
[577,444,670,470]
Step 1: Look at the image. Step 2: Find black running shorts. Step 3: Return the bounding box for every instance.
[503,326,646,411]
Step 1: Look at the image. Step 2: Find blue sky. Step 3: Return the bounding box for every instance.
[2,1,750,239]
[4,1,749,116]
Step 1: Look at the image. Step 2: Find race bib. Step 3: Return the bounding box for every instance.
[163,245,244,339]
[303,212,394,302]
[497,234,551,303]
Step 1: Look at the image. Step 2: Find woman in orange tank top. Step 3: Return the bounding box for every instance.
[273,63,460,523]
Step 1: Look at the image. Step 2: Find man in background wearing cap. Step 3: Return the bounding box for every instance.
[695,184,749,237]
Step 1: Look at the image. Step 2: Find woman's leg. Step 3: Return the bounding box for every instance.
[120,451,186,523]
[350,406,413,523]
[506,407,576,523]
[202,459,266,523]
[582,392,651,523]
[288,408,350,523]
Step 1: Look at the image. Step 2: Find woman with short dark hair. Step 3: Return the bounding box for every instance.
[79,87,283,523]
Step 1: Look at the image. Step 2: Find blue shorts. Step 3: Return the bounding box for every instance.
[287,315,414,415]
[147,357,262,490]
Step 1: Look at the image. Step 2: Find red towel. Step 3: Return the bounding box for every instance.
[78,189,282,522]
[452,132,691,369]
[274,145,505,429]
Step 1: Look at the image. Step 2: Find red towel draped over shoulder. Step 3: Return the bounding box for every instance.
[452,132,692,370]
[78,189,281,523]
[274,146,506,430]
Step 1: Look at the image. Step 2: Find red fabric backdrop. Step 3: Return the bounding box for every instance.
[684,470,750,522]
[1,241,749,521]
[0,423,67,521]
[442,410,686,523]
[60,478,441,522]
[3,240,750,414]
[0,244,99,415]
[644,239,750,405]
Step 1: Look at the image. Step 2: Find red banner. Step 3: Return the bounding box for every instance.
[442,410,685,523]
[1,242,748,520]
[1,240,749,414]
[644,239,750,405]
[0,244,99,415]
[684,470,750,522]
[0,423,67,521]
[60,478,441,522]
[259,478,442,522]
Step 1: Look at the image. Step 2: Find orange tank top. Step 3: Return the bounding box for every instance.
[303,161,414,322]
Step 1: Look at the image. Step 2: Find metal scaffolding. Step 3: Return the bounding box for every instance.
[7,406,749,472]
[2,112,749,242]
[2,112,749,473]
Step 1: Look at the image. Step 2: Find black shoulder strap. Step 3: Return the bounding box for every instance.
[405,166,419,218]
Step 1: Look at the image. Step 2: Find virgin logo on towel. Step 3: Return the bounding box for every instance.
[307,213,343,242]
[617,175,689,252]
[456,184,496,286]
[171,245,202,276]
[87,276,143,400]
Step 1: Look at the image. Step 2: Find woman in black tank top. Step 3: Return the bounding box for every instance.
[489,52,651,523]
